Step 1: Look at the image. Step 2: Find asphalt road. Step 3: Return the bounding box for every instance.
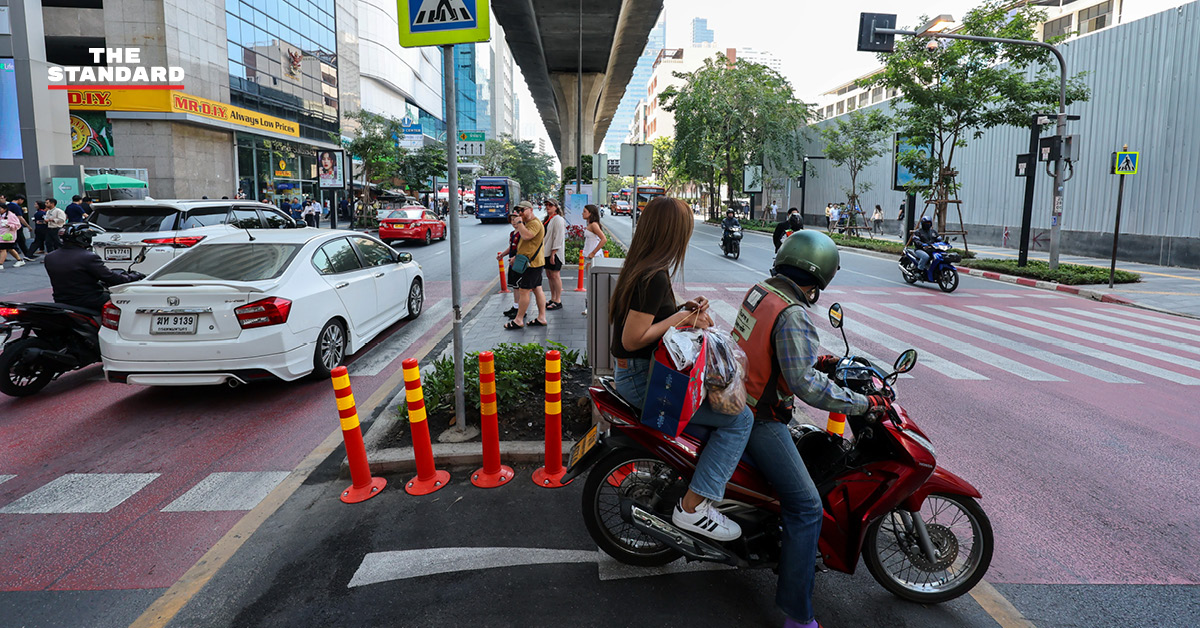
[3,215,1199,627]
[0,219,514,627]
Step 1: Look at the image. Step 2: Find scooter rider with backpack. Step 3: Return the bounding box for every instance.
[731,230,892,628]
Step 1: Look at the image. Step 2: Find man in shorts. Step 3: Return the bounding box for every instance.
[504,201,548,329]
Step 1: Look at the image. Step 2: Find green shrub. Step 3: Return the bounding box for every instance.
[959,258,1139,285]
[401,341,583,419]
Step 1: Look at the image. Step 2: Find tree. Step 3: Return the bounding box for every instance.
[866,0,1089,231]
[339,110,401,204]
[819,109,893,209]
[509,139,556,197]
[662,55,811,218]
[395,144,446,196]
[479,137,517,176]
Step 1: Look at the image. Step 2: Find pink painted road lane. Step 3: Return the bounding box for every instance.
[686,285,1200,587]
[0,280,477,592]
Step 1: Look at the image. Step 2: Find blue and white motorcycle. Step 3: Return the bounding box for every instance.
[899,239,961,293]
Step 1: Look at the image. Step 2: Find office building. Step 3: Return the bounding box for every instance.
[605,12,664,153]
[642,47,719,142]
[731,47,782,74]
[357,0,446,142]
[692,17,714,45]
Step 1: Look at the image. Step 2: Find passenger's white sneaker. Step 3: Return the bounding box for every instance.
[672,498,741,541]
[13,260,24,268]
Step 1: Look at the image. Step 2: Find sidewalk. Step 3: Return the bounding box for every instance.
[451,273,589,359]
[828,227,1200,319]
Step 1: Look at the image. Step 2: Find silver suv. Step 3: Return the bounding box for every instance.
[88,199,303,275]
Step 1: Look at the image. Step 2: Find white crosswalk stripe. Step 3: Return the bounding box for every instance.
[1055,308,1200,345]
[1016,307,1200,357]
[0,475,15,486]
[706,299,740,328]
[0,473,159,514]
[161,471,291,512]
[973,306,1200,375]
[687,286,716,291]
[855,290,889,295]
[838,308,988,380]
[878,303,1138,384]
[852,305,1061,381]
[934,306,1200,386]
[1026,293,1063,299]
[983,293,1024,298]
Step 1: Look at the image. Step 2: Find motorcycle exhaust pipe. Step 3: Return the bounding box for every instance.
[621,499,745,567]
[22,347,79,370]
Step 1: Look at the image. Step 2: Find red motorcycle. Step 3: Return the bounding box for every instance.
[564,303,993,604]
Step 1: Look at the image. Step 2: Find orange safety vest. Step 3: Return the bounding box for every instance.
[730,277,804,422]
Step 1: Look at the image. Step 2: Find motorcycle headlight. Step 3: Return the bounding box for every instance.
[902,428,936,458]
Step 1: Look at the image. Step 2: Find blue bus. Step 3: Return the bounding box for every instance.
[474,176,522,223]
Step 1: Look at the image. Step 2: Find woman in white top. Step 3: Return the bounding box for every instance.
[542,199,567,310]
[581,204,607,316]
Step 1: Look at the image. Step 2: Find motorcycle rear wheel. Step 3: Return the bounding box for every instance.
[862,493,993,604]
[582,448,683,567]
[0,337,58,397]
[938,267,960,293]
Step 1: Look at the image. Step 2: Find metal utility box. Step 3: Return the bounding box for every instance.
[587,256,624,381]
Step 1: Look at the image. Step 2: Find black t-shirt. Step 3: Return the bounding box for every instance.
[611,270,677,360]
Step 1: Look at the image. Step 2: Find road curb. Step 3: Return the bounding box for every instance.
[954,265,1134,304]
[363,440,571,474]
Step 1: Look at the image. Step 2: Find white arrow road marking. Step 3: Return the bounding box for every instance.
[347,547,740,587]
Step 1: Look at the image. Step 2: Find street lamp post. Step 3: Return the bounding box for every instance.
[862,13,1071,269]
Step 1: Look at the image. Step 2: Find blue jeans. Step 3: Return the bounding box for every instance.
[914,249,931,270]
[746,420,823,623]
[614,357,752,502]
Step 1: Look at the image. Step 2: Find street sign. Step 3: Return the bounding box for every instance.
[456,141,484,157]
[1038,135,1061,162]
[1114,151,1139,175]
[857,13,897,52]
[607,159,620,175]
[893,134,931,191]
[52,177,80,201]
[619,143,652,177]
[400,120,423,150]
[742,165,763,193]
[398,0,491,48]
[458,131,485,142]
[1015,153,1031,178]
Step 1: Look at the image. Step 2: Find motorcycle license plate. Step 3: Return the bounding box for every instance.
[150,314,198,335]
[568,424,600,470]
[104,247,133,261]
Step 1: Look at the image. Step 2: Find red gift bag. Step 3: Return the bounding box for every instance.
[640,334,707,438]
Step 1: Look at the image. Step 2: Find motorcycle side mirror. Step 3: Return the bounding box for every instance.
[893,349,918,374]
[828,303,843,329]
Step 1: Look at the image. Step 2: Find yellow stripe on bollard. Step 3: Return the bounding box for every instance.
[546,379,561,394]
[546,359,560,373]
[409,407,426,423]
[406,387,423,404]
[482,401,497,415]
[546,401,561,415]
[336,395,356,412]
[332,373,351,390]
[340,412,360,432]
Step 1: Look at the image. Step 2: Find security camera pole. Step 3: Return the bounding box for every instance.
[858,12,1072,269]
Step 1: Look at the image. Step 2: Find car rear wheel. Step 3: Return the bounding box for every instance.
[312,319,347,378]
[404,279,424,320]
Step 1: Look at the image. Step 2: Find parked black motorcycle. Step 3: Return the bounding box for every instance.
[721,226,743,259]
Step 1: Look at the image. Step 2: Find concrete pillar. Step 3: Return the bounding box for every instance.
[551,72,604,177]
[0,0,73,196]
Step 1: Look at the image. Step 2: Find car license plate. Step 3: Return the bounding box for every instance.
[151,314,198,335]
[568,424,600,469]
[104,246,133,261]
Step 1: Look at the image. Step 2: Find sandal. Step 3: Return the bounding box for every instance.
[527,319,547,327]
[546,301,563,310]
[504,320,524,330]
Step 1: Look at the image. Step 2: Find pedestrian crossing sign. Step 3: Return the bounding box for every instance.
[1114,151,1139,175]
[398,0,490,48]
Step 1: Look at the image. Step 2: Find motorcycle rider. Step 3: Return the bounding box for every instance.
[44,224,142,312]
[773,208,804,253]
[721,209,740,252]
[912,215,940,271]
[731,231,892,628]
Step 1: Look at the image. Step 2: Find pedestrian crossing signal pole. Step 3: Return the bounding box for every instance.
[1109,145,1137,288]
[442,44,468,437]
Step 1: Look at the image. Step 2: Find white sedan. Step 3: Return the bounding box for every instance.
[99,230,423,387]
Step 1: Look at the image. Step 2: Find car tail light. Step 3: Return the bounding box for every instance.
[0,306,21,318]
[142,235,206,248]
[101,302,121,330]
[235,297,292,329]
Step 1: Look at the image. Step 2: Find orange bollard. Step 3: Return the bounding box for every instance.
[498,254,510,293]
[403,358,450,495]
[533,350,569,487]
[574,250,586,292]
[331,366,386,503]
[603,250,610,258]
[472,351,514,488]
[826,411,846,437]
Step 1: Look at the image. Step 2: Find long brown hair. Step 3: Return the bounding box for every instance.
[583,204,601,226]
[609,197,692,322]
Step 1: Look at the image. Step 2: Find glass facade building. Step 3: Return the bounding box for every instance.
[604,14,665,154]
[453,44,479,132]
[692,18,714,45]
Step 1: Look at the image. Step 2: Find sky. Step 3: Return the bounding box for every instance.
[515,0,1184,161]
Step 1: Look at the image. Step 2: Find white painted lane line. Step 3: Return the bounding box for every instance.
[855,290,889,295]
[0,473,159,514]
[975,306,1200,375]
[1026,294,1063,299]
[724,286,745,292]
[818,335,914,379]
[984,293,1024,299]
[825,289,845,294]
[879,303,1137,384]
[838,308,988,380]
[1018,306,1200,357]
[687,286,716,291]
[1054,307,1200,345]
[687,242,761,273]
[853,305,1061,381]
[0,475,15,486]
[935,307,1200,386]
[348,547,597,587]
[161,472,292,512]
[350,299,451,377]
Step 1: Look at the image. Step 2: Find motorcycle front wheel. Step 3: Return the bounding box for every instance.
[862,493,993,604]
[0,337,58,397]
[899,258,918,284]
[582,448,683,567]
[732,241,740,260]
[938,267,960,293]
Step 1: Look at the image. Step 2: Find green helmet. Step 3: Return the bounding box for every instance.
[774,230,840,289]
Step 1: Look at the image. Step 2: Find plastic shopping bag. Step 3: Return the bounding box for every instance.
[702,327,748,415]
